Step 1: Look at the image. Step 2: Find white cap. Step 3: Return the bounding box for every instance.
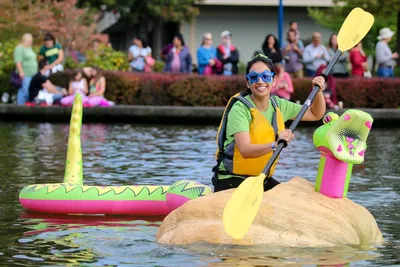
[377,28,395,40]
[221,30,232,38]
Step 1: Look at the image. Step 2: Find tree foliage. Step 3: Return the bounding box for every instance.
[0,0,101,51]
[77,0,202,24]
[308,0,399,54]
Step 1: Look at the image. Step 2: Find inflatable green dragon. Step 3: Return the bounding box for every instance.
[313,109,373,198]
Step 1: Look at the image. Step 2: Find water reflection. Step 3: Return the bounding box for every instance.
[0,122,399,266]
[16,213,383,267]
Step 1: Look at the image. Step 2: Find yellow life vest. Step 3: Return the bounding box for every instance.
[214,91,285,177]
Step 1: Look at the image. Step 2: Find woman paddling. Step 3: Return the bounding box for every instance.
[212,53,326,192]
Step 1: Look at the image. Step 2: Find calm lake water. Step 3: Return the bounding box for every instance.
[0,121,399,267]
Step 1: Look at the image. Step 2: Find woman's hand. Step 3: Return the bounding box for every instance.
[277,129,295,145]
[312,76,325,92]
[19,72,24,79]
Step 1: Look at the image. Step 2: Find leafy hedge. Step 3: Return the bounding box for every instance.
[64,43,130,71]
[45,71,400,108]
[1,69,399,107]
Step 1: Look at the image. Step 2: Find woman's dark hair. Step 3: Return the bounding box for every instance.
[71,70,81,80]
[134,36,147,48]
[44,33,56,43]
[328,33,338,49]
[262,34,280,53]
[92,66,103,81]
[246,52,276,75]
[173,32,185,46]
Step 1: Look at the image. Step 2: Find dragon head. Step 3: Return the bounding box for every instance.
[313,110,373,164]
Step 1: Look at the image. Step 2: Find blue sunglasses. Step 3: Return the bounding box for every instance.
[246,70,275,84]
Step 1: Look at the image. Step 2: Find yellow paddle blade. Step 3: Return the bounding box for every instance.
[337,8,375,52]
[223,173,266,239]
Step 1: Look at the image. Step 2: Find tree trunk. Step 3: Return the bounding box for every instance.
[397,11,400,65]
[152,18,162,60]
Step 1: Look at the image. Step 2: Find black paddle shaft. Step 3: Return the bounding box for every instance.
[262,50,343,176]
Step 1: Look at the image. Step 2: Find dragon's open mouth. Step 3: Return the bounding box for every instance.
[327,110,373,164]
[314,110,373,164]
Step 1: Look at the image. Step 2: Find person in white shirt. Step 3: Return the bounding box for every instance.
[375,28,398,77]
[128,36,152,72]
[303,32,330,77]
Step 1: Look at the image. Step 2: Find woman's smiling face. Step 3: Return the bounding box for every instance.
[246,61,276,98]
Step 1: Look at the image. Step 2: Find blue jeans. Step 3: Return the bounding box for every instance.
[53,86,64,103]
[17,76,32,105]
[377,67,394,77]
[306,69,316,77]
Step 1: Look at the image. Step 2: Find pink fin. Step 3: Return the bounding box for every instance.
[337,145,343,152]
[345,137,354,143]
[358,150,365,156]
[348,144,355,149]
[365,121,372,129]
[344,114,351,121]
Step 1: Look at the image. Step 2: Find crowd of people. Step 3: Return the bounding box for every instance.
[9,22,398,107]
[11,33,112,107]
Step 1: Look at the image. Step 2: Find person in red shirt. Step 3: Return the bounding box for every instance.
[271,63,294,100]
[350,42,368,77]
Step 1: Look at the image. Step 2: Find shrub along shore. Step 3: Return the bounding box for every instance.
[1,71,400,108]
[45,71,400,108]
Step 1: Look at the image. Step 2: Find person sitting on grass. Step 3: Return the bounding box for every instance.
[60,70,88,106]
[27,59,67,106]
[83,67,113,107]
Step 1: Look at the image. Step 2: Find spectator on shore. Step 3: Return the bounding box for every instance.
[375,27,398,77]
[216,30,239,76]
[281,29,304,78]
[160,33,188,62]
[197,33,218,75]
[60,70,88,106]
[262,34,283,64]
[38,33,64,76]
[164,33,192,73]
[282,21,304,49]
[315,64,338,109]
[303,32,330,77]
[83,67,112,107]
[128,36,153,72]
[271,63,294,101]
[350,42,369,77]
[28,59,67,106]
[66,40,86,63]
[327,33,349,77]
[289,21,302,43]
[13,33,38,105]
